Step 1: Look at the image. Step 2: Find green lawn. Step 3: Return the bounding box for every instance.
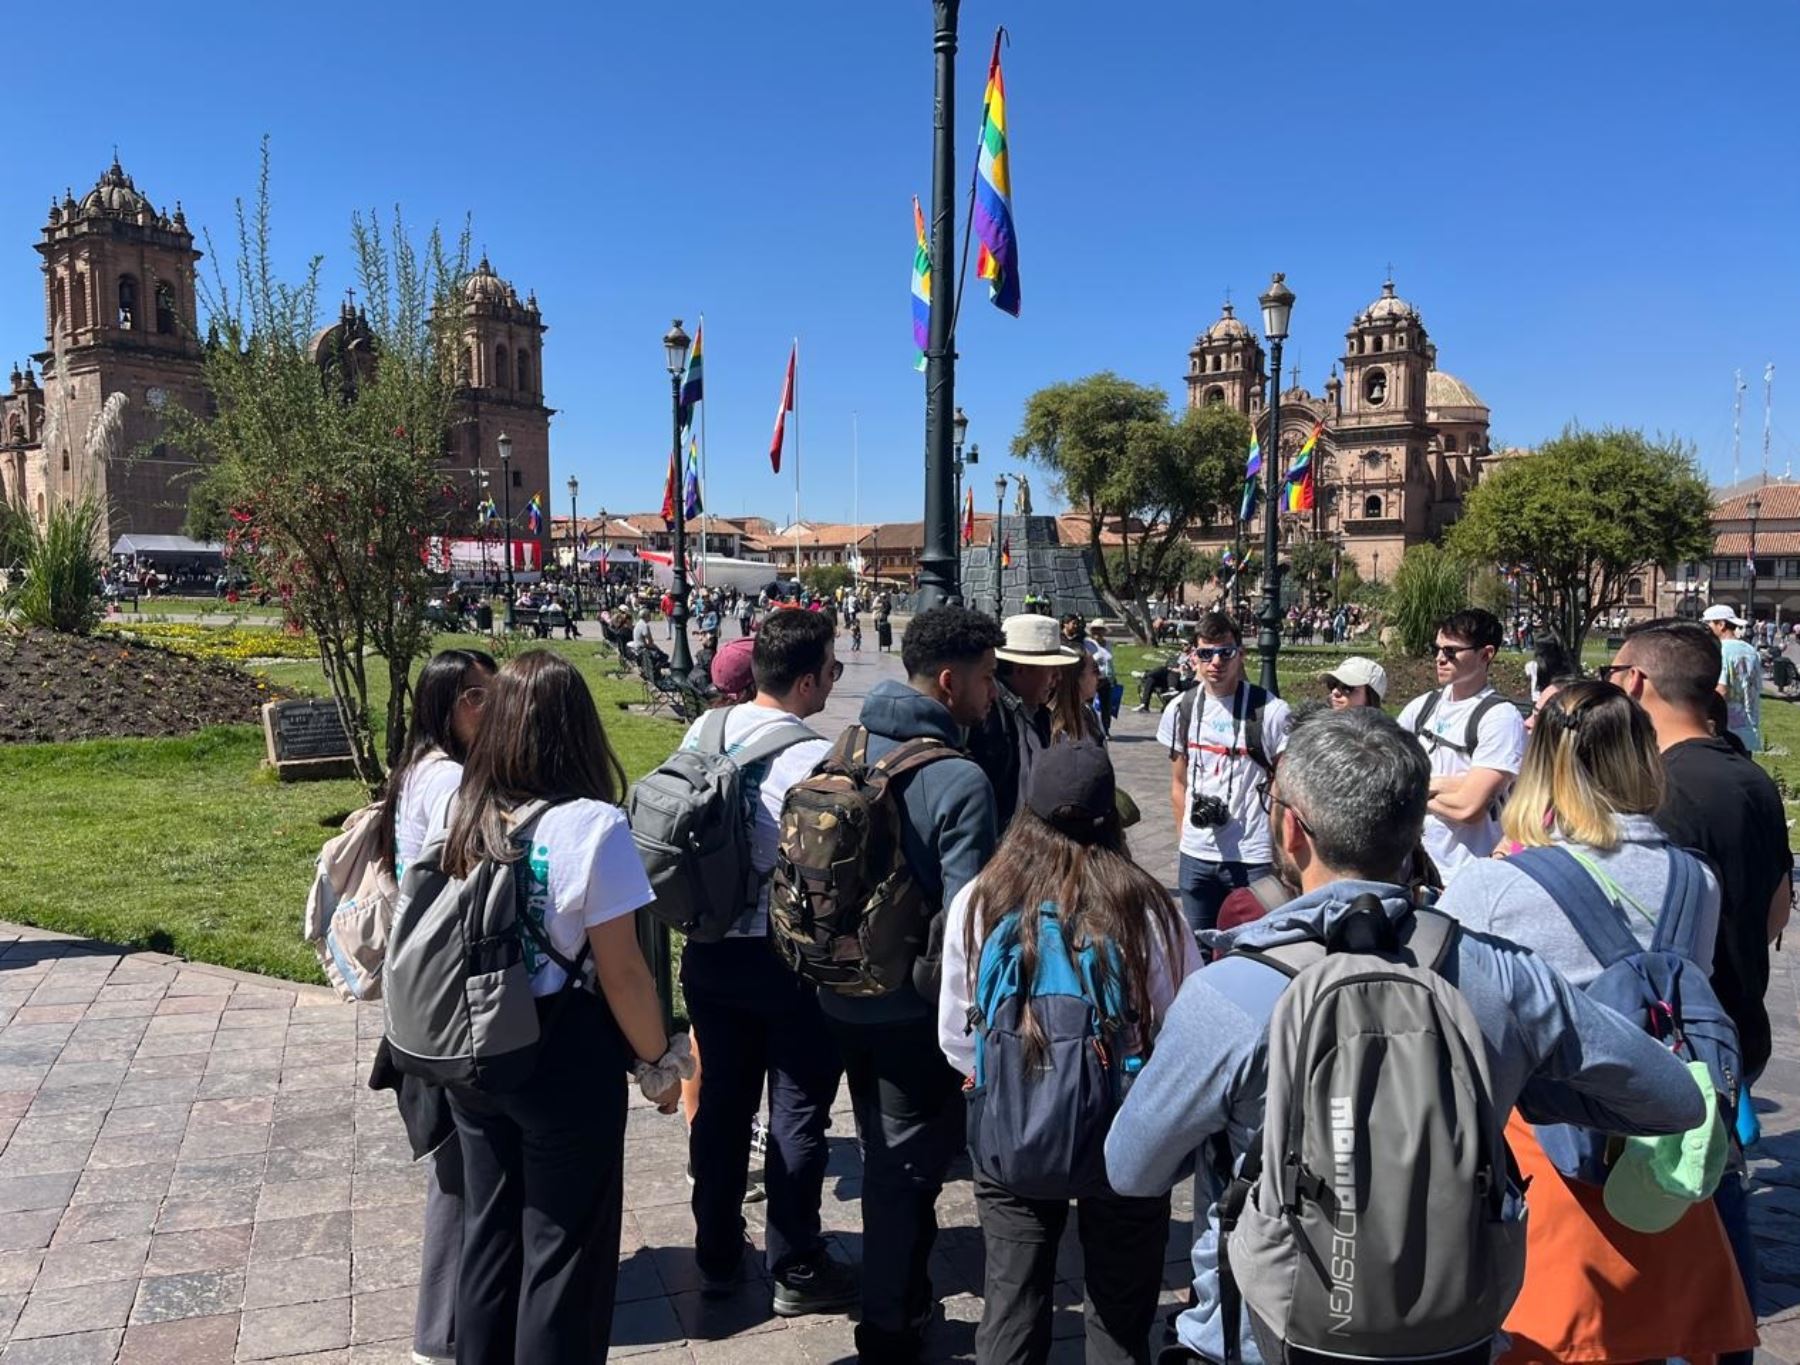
[0,633,685,984]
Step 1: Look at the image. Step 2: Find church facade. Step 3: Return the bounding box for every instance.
[1,159,552,555]
[1184,279,1501,585]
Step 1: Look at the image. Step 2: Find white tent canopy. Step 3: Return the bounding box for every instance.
[110,534,225,558]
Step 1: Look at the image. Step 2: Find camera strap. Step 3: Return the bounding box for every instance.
[1186,681,1249,812]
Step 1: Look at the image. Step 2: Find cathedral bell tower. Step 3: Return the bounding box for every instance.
[1186,300,1266,417]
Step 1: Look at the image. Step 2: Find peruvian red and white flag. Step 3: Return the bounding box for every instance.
[769,342,796,473]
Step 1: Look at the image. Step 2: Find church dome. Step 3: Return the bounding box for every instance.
[79,158,152,218]
[1362,278,1416,322]
[1204,301,1251,341]
[1426,369,1487,416]
[463,256,511,304]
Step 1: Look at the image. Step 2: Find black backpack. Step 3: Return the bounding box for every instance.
[1406,688,1514,760]
[1166,683,1273,773]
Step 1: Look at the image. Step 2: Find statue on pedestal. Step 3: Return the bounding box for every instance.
[1014,474,1033,516]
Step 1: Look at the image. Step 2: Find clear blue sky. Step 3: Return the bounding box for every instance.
[4,1,1797,524]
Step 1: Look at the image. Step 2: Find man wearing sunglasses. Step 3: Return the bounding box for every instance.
[1156,612,1291,934]
[1396,608,1525,883]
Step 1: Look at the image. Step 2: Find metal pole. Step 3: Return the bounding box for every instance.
[1747,497,1761,629]
[918,0,961,608]
[501,445,515,630]
[1258,338,1284,694]
[994,481,1005,618]
[569,483,581,617]
[670,370,693,674]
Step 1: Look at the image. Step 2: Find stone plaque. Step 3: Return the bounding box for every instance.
[262,699,356,781]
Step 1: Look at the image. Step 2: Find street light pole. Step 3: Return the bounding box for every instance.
[568,474,581,618]
[918,0,961,609]
[952,406,969,565]
[994,472,1009,618]
[498,433,515,630]
[1747,492,1763,631]
[664,320,694,675]
[1257,272,1295,695]
[598,506,609,608]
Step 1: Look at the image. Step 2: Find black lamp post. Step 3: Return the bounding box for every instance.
[664,319,694,675]
[1257,272,1294,695]
[1747,492,1763,629]
[598,506,609,606]
[952,406,970,536]
[918,0,961,609]
[567,474,581,618]
[498,432,515,630]
[994,471,1009,618]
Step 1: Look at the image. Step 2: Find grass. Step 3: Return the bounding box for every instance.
[0,632,685,985]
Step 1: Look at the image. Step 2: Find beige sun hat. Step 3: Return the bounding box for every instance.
[994,614,1083,665]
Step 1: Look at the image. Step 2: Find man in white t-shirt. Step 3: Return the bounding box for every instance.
[1395,608,1526,883]
[1155,612,1291,934]
[674,607,859,1317]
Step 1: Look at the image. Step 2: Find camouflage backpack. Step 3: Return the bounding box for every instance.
[769,726,958,996]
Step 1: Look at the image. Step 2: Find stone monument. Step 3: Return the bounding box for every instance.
[262,698,356,781]
[960,515,1109,620]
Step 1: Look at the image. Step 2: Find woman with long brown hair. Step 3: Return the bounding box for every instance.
[437,650,687,1365]
[937,742,1199,1365]
[1049,647,1106,745]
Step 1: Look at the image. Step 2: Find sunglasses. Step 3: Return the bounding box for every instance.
[1433,643,1479,660]
[1593,663,1636,684]
[1194,646,1240,663]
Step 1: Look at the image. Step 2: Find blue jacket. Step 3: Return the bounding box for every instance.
[1103,880,1706,1364]
[817,679,999,1024]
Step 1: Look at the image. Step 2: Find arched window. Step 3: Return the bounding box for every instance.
[155,282,176,335]
[1363,494,1383,518]
[5,414,21,444]
[1204,386,1225,406]
[1443,433,1459,452]
[517,349,530,391]
[1372,334,1384,353]
[459,346,472,383]
[1364,369,1387,406]
[494,343,509,388]
[72,273,88,332]
[118,274,138,330]
[1626,576,1645,604]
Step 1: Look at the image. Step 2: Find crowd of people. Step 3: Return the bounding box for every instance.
[349,597,1789,1365]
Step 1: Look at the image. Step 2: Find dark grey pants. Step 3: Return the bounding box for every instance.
[413,1139,463,1360]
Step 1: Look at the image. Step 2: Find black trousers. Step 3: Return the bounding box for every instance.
[828,1012,966,1359]
[447,991,630,1365]
[973,1172,1171,1365]
[682,937,842,1277]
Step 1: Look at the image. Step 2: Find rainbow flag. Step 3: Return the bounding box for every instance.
[525,494,544,535]
[974,33,1021,317]
[679,322,704,441]
[962,486,975,546]
[1239,433,1262,522]
[684,439,702,519]
[911,197,931,372]
[1284,420,1323,513]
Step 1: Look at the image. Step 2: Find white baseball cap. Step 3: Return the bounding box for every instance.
[1701,604,1747,627]
[1320,656,1389,702]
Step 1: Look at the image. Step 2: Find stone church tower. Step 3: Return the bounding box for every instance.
[26,159,207,537]
[1186,300,1266,418]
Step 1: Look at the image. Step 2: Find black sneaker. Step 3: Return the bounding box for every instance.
[698,1250,747,1300]
[771,1251,859,1318]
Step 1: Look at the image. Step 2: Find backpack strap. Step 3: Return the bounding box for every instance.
[868,734,957,786]
[1462,692,1510,757]
[725,712,822,771]
[1167,689,1197,762]
[1507,846,1642,967]
[1409,686,1442,737]
[1649,846,1707,961]
[1231,938,1326,979]
[1242,684,1273,775]
[1398,905,1461,974]
[696,704,733,755]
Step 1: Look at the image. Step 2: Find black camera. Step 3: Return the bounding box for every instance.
[1189,792,1230,829]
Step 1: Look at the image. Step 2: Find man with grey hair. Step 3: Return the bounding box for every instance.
[1106,706,1704,1364]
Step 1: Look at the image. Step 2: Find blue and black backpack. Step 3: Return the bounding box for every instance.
[966,902,1141,1200]
[1507,844,1740,1184]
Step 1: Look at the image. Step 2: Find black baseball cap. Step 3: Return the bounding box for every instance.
[1025,741,1116,842]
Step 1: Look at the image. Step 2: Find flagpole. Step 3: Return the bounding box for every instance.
[852,411,861,593]
[698,313,708,587]
[793,337,802,582]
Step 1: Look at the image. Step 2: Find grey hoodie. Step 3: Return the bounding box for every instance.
[817,679,999,1024]
[1104,879,1705,1364]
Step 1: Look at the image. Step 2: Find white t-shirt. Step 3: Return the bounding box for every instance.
[1395,685,1526,882]
[679,703,833,937]
[1155,683,1291,864]
[1084,637,1116,683]
[513,801,655,996]
[935,874,1204,1077]
[394,751,462,880]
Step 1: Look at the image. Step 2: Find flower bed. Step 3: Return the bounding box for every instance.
[98,620,316,664]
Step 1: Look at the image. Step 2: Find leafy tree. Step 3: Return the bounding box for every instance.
[1,496,107,634]
[1286,539,1337,601]
[799,563,853,597]
[1012,374,1247,640]
[1447,427,1712,655]
[165,144,469,787]
[1389,544,1470,656]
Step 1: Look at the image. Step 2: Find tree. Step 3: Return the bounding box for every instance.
[1285,538,1337,602]
[799,563,852,597]
[1389,544,1470,656]
[1,496,107,634]
[1447,426,1712,655]
[167,144,469,787]
[1012,374,1247,640]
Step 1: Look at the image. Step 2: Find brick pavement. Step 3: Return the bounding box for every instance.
[0,641,1790,1362]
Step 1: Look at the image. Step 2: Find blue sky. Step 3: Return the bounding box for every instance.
[4,1,1797,525]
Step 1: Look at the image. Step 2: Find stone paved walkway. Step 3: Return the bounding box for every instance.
[0,642,1791,1363]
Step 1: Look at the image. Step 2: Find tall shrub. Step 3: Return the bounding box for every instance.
[1389,544,1469,656]
[3,496,107,635]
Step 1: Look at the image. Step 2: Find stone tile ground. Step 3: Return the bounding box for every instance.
[0,643,1790,1362]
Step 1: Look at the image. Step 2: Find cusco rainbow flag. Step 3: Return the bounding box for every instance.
[911,197,931,372]
[1284,420,1323,513]
[974,33,1021,317]
[1239,433,1262,522]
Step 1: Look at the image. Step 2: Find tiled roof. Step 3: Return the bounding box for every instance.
[1715,482,1800,521]
[1713,531,1800,556]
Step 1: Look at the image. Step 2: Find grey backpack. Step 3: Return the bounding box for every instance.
[382,800,581,1093]
[1215,898,1526,1365]
[627,706,818,943]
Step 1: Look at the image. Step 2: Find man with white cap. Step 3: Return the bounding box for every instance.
[1319,655,1388,709]
[967,614,1083,829]
[1702,603,1763,752]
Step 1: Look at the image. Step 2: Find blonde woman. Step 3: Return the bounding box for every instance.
[1439,681,1752,1364]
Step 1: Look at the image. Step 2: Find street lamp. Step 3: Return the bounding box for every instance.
[498,432,515,630]
[1747,492,1763,630]
[952,406,971,542]
[1257,271,1294,695]
[567,474,581,618]
[664,319,694,674]
[994,471,1009,618]
[598,505,609,606]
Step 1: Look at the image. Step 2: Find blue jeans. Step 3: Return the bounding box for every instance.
[1177,854,1272,936]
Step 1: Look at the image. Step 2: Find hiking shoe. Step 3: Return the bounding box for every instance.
[772,1252,859,1318]
[699,1248,749,1299]
[743,1172,767,1204]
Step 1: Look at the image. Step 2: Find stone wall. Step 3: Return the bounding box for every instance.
[959,514,1109,619]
